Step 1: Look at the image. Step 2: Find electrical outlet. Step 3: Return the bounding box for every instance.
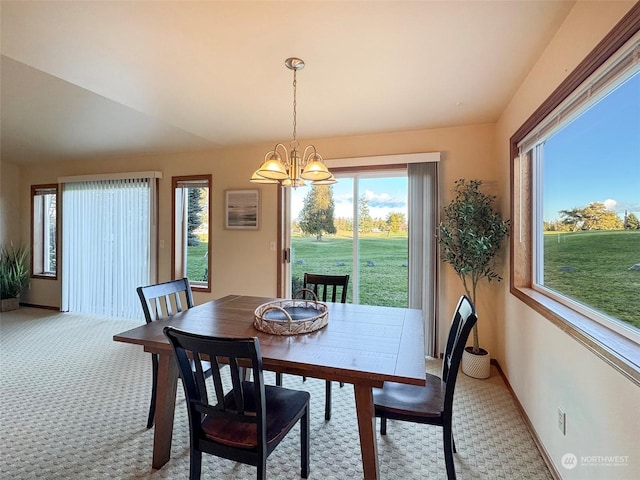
[558,408,566,435]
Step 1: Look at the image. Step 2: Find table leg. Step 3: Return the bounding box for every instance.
[354,384,379,480]
[152,352,178,469]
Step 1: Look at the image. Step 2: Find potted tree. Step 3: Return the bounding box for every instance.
[0,244,30,312]
[438,179,509,379]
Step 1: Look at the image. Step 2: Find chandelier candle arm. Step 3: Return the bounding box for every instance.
[250,57,335,188]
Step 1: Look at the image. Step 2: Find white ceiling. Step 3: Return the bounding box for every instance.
[1,1,576,164]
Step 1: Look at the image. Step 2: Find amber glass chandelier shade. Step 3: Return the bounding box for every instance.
[301,160,331,181]
[250,170,279,184]
[256,158,289,180]
[310,173,337,185]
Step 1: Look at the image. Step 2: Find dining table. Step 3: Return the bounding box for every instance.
[113,294,426,480]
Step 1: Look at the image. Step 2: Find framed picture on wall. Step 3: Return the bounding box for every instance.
[225,189,260,230]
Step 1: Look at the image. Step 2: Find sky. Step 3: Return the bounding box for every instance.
[543,71,640,222]
[291,175,408,222]
[291,71,639,225]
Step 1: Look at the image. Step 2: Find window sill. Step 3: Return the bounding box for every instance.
[191,285,211,293]
[511,286,640,387]
[31,273,57,280]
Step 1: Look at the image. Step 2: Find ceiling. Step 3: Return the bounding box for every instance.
[1,1,576,164]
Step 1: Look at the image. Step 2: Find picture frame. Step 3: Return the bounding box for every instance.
[225,189,260,230]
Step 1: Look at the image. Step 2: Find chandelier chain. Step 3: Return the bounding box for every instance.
[292,68,297,145]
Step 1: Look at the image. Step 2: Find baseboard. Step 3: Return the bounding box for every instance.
[18,302,60,311]
[491,359,562,480]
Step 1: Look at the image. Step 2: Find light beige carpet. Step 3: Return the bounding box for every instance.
[0,307,552,479]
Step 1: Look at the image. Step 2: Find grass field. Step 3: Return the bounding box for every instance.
[186,229,639,329]
[543,230,639,328]
[290,234,409,307]
[186,243,208,282]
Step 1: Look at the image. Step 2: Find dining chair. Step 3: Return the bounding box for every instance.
[137,278,211,428]
[163,327,310,480]
[373,295,477,480]
[276,273,350,421]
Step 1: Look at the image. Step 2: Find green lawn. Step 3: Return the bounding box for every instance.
[543,230,640,327]
[186,242,208,282]
[291,233,408,307]
[186,229,639,330]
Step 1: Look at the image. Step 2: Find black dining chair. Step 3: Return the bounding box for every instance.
[164,327,310,480]
[276,273,350,421]
[373,295,477,480]
[137,278,212,428]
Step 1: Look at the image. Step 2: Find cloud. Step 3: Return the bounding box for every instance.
[362,189,406,209]
[601,198,640,215]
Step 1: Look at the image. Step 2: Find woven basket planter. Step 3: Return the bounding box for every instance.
[461,347,491,379]
[1,297,20,312]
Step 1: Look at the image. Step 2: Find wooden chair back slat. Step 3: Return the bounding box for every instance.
[303,273,349,303]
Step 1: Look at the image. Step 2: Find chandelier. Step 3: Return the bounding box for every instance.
[250,57,335,188]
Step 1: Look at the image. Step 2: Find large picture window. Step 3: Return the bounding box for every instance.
[172,175,212,292]
[31,184,58,279]
[528,70,639,338]
[511,10,639,383]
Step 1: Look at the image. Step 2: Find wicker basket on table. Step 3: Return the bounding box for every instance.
[253,289,329,335]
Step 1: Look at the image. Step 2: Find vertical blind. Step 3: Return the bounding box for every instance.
[61,176,157,318]
[408,162,439,358]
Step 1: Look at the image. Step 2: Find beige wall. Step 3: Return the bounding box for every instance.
[16,123,502,353]
[496,1,639,479]
[0,160,21,245]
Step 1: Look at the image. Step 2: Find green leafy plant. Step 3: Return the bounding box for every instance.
[0,244,30,300]
[438,179,510,354]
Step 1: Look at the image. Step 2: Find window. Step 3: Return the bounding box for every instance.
[31,184,57,278]
[511,11,639,383]
[173,175,212,292]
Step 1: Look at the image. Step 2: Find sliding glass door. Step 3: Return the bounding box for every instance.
[289,169,408,307]
[61,176,158,318]
[280,160,439,356]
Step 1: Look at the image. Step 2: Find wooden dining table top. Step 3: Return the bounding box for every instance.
[114,294,427,387]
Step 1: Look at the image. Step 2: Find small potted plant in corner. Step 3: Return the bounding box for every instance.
[438,179,510,379]
[0,243,30,312]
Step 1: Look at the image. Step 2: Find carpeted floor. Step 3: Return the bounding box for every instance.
[0,307,552,479]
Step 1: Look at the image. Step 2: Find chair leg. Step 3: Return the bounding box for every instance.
[443,421,456,480]
[275,372,282,386]
[190,449,202,480]
[340,382,344,387]
[257,460,267,480]
[325,380,332,421]
[147,354,159,429]
[380,416,387,435]
[300,405,310,478]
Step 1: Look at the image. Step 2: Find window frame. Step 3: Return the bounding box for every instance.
[30,184,58,280]
[510,4,640,386]
[172,175,212,293]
